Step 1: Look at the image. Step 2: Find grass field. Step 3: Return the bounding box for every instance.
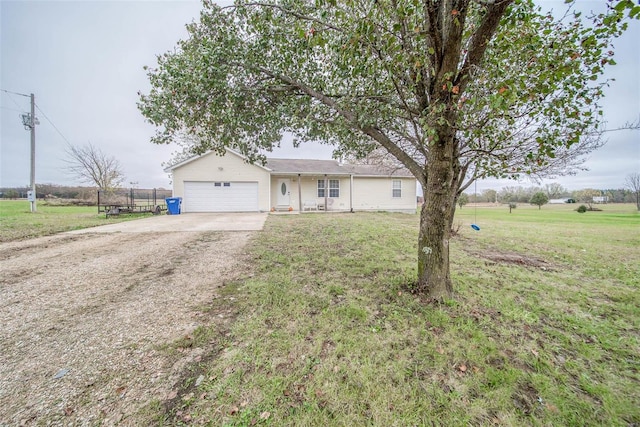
[3,200,637,425]
[0,200,147,242]
[154,203,639,426]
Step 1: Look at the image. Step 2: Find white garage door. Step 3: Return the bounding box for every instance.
[183,181,259,212]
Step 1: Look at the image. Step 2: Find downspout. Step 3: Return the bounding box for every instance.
[350,174,354,213]
[297,174,302,212]
[324,174,328,212]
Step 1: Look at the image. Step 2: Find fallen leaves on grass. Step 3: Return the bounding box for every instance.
[457,364,480,374]
[546,403,559,413]
[467,248,553,270]
[175,410,192,422]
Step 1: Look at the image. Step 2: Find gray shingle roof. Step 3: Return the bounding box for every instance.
[266,158,413,177]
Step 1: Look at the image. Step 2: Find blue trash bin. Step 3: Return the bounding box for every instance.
[165,197,182,215]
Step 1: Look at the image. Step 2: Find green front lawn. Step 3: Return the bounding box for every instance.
[153,204,640,426]
[0,200,146,242]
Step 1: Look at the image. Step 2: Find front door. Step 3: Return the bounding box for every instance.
[277,179,291,206]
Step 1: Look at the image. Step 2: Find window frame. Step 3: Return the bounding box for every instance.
[392,179,402,198]
[329,179,340,198]
[317,179,340,198]
[317,180,325,198]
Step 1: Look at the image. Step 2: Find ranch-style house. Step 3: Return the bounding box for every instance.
[165,149,417,213]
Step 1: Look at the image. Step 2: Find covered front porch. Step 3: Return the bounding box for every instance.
[270,174,354,212]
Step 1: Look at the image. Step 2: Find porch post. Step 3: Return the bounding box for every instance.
[298,174,302,212]
[350,174,354,213]
[268,178,271,212]
[324,174,328,212]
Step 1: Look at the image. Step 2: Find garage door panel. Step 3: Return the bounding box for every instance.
[183,181,259,212]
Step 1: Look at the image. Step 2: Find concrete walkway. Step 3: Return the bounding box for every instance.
[67,212,268,233]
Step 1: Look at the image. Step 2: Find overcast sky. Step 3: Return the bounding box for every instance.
[1,1,638,192]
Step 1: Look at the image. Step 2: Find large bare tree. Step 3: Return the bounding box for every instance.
[65,143,124,192]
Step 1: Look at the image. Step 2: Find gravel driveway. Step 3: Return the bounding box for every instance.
[0,214,266,425]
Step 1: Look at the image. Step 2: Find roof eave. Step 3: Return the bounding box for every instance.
[269,171,351,176]
[164,148,272,172]
[354,174,415,178]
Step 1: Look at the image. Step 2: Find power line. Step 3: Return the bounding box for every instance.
[0,88,30,97]
[0,106,26,113]
[35,103,73,146]
[2,90,75,146]
[1,91,28,111]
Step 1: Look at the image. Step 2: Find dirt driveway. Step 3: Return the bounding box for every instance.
[0,214,266,425]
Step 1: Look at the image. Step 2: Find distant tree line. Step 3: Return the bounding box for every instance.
[461,182,639,205]
[0,185,97,200]
[0,184,170,202]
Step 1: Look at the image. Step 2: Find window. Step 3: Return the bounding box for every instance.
[317,180,325,198]
[392,180,402,198]
[317,179,340,197]
[223,182,231,187]
[329,179,340,198]
[214,182,221,187]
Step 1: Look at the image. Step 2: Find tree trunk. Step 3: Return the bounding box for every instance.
[417,135,457,301]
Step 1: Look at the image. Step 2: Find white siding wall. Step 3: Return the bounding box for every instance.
[352,177,417,212]
[172,152,271,212]
[269,175,416,212]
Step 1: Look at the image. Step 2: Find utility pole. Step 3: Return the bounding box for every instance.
[4,89,38,212]
[29,93,36,213]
